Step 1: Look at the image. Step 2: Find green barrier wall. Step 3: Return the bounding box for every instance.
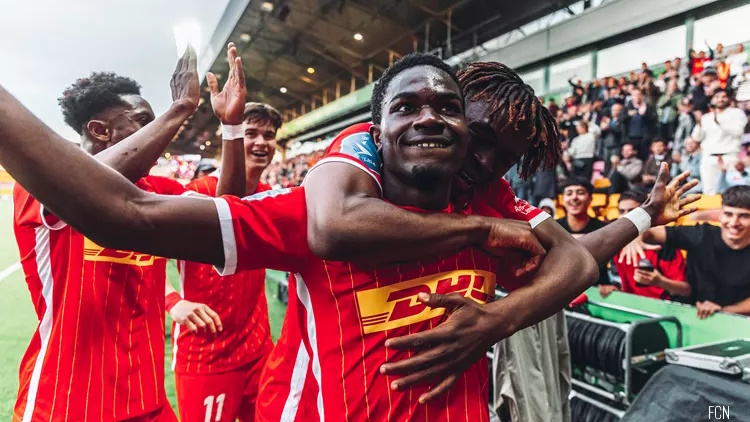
[584,287,750,347]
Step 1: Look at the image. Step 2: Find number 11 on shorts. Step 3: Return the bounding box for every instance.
[203,393,226,422]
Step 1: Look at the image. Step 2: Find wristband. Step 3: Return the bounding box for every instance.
[165,292,182,313]
[624,207,652,235]
[221,123,244,140]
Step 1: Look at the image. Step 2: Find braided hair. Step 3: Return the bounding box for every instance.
[457,62,561,179]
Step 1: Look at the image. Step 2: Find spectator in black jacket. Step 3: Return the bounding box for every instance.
[624,88,653,159]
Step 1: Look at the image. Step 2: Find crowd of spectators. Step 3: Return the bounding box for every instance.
[262,150,324,189]
[517,42,750,203]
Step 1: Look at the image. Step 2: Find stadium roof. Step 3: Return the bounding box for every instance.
[176,0,580,154]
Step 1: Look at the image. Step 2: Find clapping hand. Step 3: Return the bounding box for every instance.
[206,43,247,125]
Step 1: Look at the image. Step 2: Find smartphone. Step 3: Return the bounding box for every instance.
[636,258,654,287]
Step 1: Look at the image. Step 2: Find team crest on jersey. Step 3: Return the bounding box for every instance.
[355,270,496,334]
[338,132,380,173]
[514,197,534,215]
[83,238,156,267]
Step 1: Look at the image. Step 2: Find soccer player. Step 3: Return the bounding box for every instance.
[295,61,701,404]
[168,103,281,422]
[9,45,244,422]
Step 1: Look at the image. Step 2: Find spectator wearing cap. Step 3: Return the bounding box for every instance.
[636,186,750,318]
[600,191,689,300]
[692,88,749,194]
[557,178,610,287]
[671,137,702,194]
[538,198,556,217]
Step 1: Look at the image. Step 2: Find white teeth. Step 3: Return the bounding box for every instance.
[414,142,446,148]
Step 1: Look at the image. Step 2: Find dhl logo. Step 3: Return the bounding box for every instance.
[83,238,155,267]
[356,270,496,334]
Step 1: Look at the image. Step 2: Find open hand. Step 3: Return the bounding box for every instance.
[170,300,223,334]
[483,219,546,277]
[642,162,701,226]
[170,45,200,110]
[618,236,661,265]
[206,43,247,125]
[598,284,619,298]
[380,293,502,404]
[696,301,722,319]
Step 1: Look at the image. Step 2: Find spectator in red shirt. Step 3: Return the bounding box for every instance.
[600,191,691,299]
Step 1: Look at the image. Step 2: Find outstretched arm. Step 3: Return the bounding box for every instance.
[0,49,225,266]
[581,164,699,266]
[305,162,545,265]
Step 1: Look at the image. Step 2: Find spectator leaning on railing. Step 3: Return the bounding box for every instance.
[692,88,748,194]
[624,185,750,318]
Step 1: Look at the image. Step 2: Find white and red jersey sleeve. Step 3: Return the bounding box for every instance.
[212,187,312,276]
[474,178,550,228]
[304,122,382,192]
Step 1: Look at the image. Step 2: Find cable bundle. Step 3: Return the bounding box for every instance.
[571,397,620,422]
[567,317,627,379]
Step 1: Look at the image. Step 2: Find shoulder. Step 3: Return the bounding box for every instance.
[323,122,379,173]
[185,174,218,196]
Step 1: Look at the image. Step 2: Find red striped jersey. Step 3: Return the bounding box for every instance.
[212,187,497,421]
[258,123,551,420]
[172,174,273,374]
[12,176,184,422]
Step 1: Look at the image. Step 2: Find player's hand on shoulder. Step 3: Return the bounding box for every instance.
[483,218,546,277]
[170,300,223,334]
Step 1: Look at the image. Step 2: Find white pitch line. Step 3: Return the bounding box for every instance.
[0,261,22,282]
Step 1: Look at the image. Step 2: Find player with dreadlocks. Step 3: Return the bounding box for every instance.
[299,58,698,405]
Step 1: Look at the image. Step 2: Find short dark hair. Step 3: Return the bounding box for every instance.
[652,137,667,145]
[458,62,561,179]
[619,190,647,205]
[58,72,142,134]
[560,177,593,195]
[244,102,282,131]
[712,87,729,98]
[723,186,750,210]
[370,52,461,124]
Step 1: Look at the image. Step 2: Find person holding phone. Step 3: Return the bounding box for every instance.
[600,191,690,299]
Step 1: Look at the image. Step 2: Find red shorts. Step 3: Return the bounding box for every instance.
[175,359,266,422]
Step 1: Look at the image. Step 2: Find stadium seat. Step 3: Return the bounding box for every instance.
[591,193,607,208]
[693,195,722,210]
[593,178,611,190]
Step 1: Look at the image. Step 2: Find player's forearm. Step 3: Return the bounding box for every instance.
[577,218,639,266]
[491,220,599,337]
[722,297,750,316]
[0,85,146,240]
[94,99,195,183]
[215,137,246,197]
[656,276,691,297]
[311,193,490,262]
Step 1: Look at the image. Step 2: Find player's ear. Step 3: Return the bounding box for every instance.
[370,125,382,149]
[86,120,111,143]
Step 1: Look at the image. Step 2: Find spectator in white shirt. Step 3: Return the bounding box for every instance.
[566,120,597,180]
[692,88,748,194]
[728,44,748,77]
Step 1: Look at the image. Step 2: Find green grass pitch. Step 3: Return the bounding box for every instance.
[0,197,288,419]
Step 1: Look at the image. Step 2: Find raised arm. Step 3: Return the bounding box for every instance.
[0,48,225,266]
[94,48,200,182]
[208,43,248,197]
[304,161,545,264]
